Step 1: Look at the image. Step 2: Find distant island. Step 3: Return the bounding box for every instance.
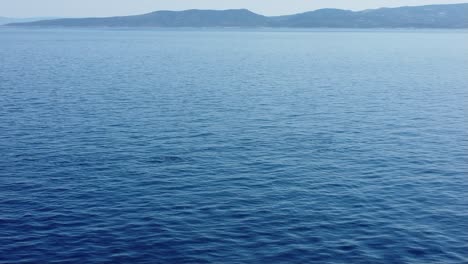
[5,3,468,28]
[0,17,58,25]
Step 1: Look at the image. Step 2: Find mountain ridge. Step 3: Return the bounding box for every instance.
[5,3,468,28]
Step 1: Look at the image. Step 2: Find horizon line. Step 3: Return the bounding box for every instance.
[2,2,467,19]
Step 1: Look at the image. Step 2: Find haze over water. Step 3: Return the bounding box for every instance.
[1,28,467,263]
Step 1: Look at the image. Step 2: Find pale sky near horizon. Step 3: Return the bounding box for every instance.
[1,0,466,18]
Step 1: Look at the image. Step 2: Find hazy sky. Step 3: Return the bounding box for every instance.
[1,0,467,17]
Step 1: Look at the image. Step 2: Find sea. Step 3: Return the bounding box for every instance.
[1,28,467,263]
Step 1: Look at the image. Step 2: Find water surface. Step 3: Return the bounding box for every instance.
[1,28,467,263]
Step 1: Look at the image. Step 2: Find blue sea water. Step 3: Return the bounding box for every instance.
[0,28,467,263]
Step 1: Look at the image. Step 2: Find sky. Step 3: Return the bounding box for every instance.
[1,0,467,18]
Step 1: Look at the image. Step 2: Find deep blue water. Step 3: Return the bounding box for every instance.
[1,28,467,264]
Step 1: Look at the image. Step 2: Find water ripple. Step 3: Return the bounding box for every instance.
[1,28,467,263]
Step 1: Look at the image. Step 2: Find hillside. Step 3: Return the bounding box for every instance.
[5,4,468,28]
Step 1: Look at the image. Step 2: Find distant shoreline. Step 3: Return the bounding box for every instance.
[2,26,468,31]
[5,4,468,29]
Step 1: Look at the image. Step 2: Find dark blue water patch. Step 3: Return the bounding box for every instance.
[0,28,467,263]
[143,155,191,164]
